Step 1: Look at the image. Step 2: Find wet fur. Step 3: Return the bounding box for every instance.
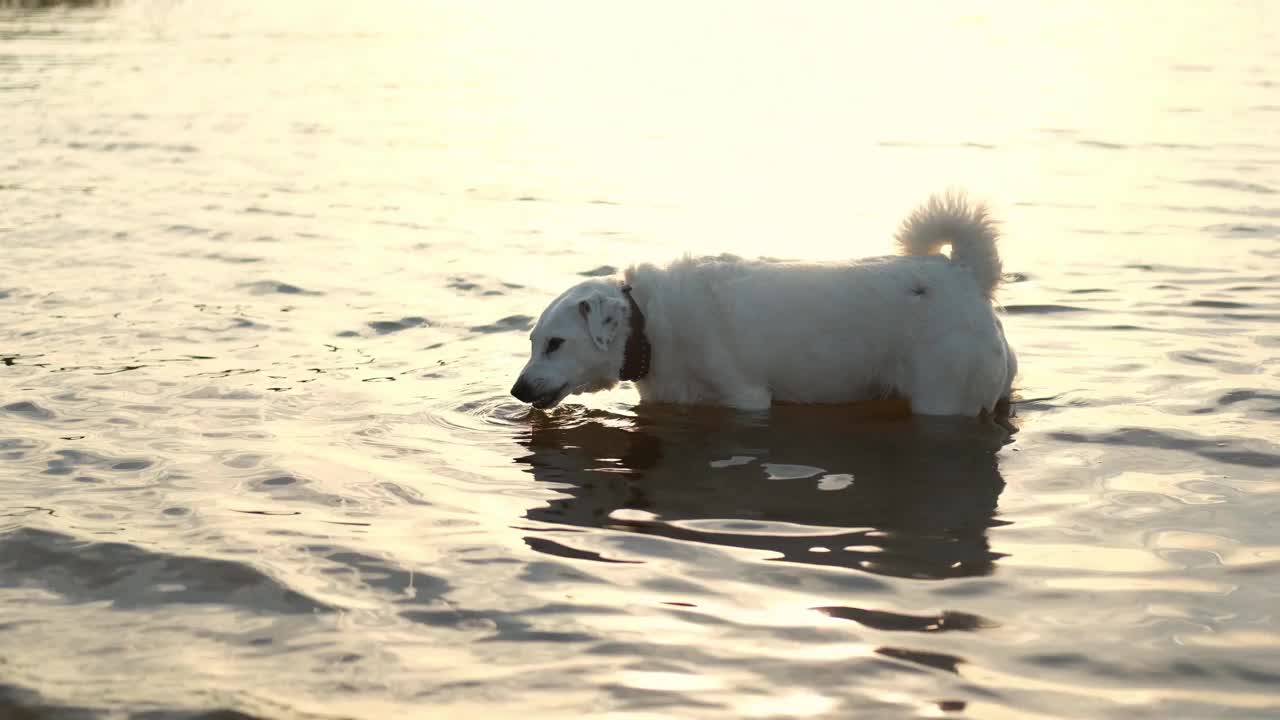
[513,193,1017,415]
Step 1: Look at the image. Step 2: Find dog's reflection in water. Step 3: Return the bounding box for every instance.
[515,402,1013,580]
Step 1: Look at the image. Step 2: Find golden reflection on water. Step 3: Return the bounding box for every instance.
[97,0,1277,271]
[3,1,1279,718]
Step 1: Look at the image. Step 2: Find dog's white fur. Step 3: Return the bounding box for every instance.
[512,193,1017,415]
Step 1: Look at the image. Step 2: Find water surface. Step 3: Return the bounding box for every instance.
[2,2,1279,718]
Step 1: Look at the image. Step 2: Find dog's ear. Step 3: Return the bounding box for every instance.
[578,291,626,351]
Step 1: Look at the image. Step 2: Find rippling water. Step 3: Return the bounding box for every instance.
[3,2,1279,718]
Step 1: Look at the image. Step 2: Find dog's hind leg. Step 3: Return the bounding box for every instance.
[902,348,993,417]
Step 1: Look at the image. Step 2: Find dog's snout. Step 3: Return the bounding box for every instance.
[511,378,536,403]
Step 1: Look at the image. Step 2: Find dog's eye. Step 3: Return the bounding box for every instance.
[545,337,564,355]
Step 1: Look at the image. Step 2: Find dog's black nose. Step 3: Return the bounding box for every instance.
[511,379,535,403]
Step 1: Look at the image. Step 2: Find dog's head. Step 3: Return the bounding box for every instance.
[511,280,628,409]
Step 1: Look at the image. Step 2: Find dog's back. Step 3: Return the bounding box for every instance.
[623,195,1015,413]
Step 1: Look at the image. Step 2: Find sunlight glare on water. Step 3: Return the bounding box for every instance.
[2,1,1279,718]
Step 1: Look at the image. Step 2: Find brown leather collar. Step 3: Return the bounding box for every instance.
[619,285,651,382]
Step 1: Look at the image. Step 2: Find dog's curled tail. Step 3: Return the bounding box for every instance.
[895,193,1002,297]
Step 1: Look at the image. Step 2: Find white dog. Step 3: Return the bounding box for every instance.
[511,193,1017,416]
